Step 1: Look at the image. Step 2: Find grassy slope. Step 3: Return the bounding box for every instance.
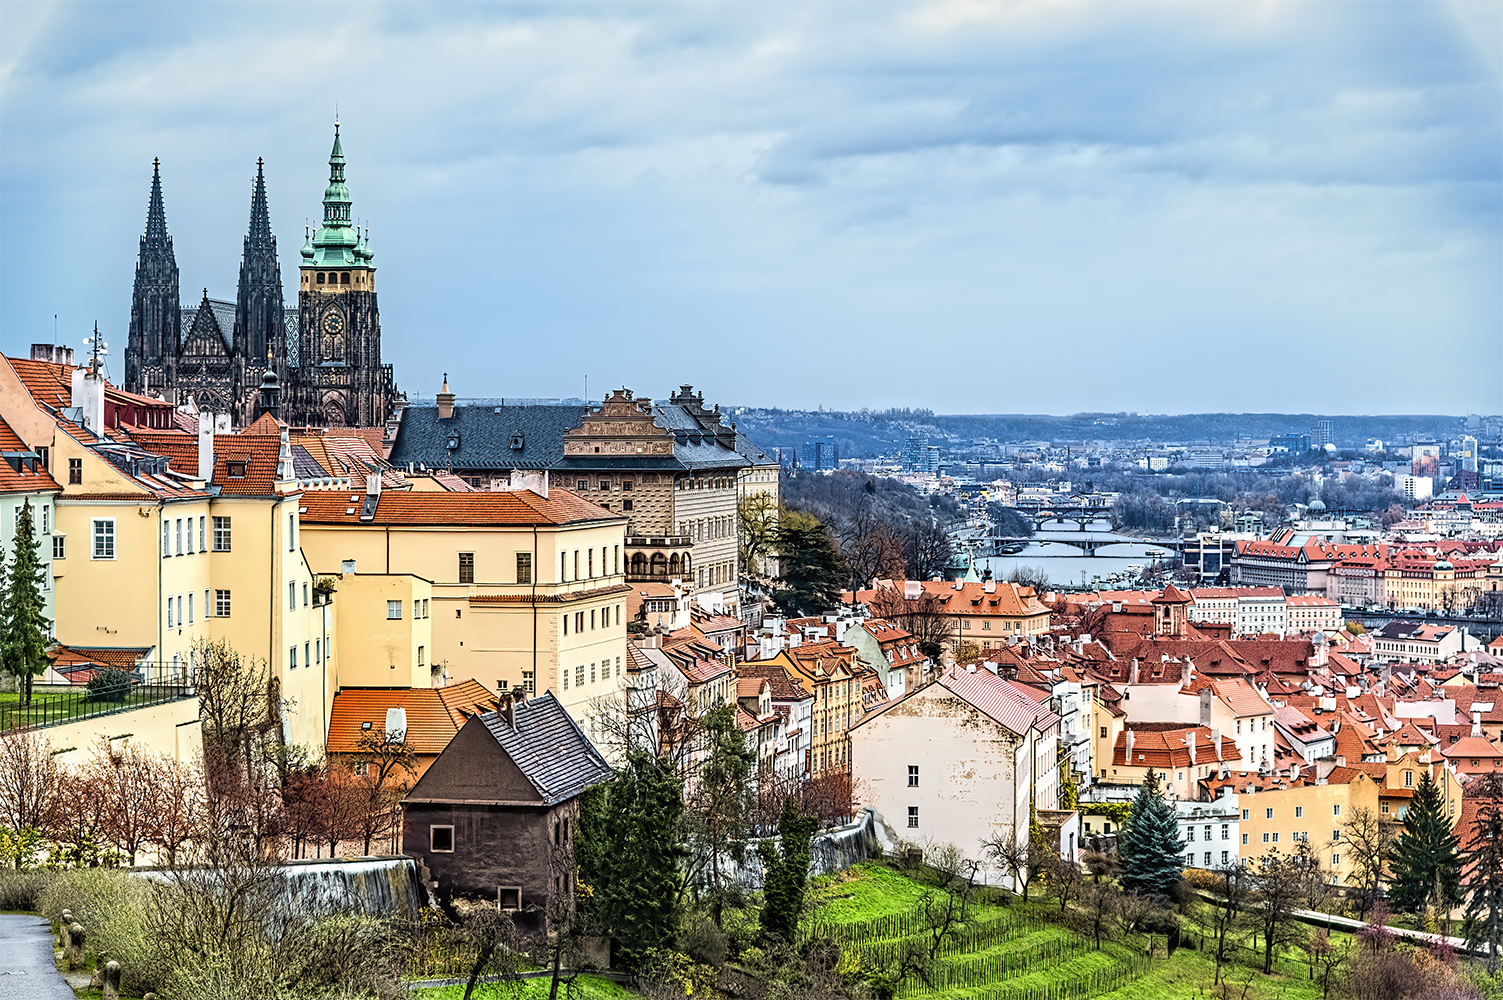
[411,974,633,999]
[803,862,1333,1000]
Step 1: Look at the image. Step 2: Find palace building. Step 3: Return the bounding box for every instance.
[125,123,397,428]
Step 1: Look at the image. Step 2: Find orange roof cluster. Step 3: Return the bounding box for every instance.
[0,417,59,495]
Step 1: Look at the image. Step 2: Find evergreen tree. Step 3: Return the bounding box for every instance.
[758,796,817,942]
[684,702,757,927]
[1117,769,1184,897]
[775,510,848,615]
[1389,770,1461,915]
[1464,774,1503,974]
[583,751,685,972]
[2,501,50,706]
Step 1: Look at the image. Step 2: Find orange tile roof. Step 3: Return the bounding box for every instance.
[299,487,620,527]
[0,417,60,494]
[326,680,499,755]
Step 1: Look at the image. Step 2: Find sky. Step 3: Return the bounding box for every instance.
[1,1,1499,416]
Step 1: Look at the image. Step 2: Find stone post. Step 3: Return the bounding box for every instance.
[102,959,122,1000]
[64,922,85,970]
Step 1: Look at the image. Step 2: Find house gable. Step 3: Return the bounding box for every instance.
[406,715,543,805]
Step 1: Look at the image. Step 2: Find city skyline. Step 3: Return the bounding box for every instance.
[1,1,1499,415]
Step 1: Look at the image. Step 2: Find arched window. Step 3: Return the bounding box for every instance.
[317,272,326,284]
[668,553,681,575]
[650,553,668,578]
[630,553,647,577]
[681,554,691,577]
[341,271,351,284]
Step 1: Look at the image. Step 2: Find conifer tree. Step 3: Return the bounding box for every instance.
[1464,774,1503,973]
[585,751,685,972]
[1118,769,1184,897]
[759,796,817,942]
[1389,770,1461,915]
[2,501,50,706]
[775,510,848,615]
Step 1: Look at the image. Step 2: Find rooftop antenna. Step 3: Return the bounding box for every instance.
[584,374,588,401]
[82,323,108,377]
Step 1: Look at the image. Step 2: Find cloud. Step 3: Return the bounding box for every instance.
[0,1,1497,413]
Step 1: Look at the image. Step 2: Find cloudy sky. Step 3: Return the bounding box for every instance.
[1,1,1499,415]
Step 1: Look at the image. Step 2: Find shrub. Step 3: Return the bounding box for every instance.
[679,913,729,967]
[86,668,131,704]
[0,868,49,911]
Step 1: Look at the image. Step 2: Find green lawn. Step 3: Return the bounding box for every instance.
[0,685,177,730]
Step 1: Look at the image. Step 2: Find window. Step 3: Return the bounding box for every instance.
[590,662,596,683]
[199,515,206,552]
[1266,808,1274,820]
[303,583,309,607]
[1295,806,1303,818]
[69,458,82,485]
[907,806,919,828]
[1221,824,1229,839]
[213,516,232,551]
[522,670,535,694]
[587,549,594,577]
[417,646,423,669]
[1263,833,1270,843]
[226,461,247,478]
[414,600,421,619]
[387,601,402,620]
[188,592,194,624]
[216,590,231,617]
[162,521,171,557]
[422,599,429,617]
[289,647,297,670]
[622,480,633,491]
[498,886,521,910]
[289,512,296,551]
[430,826,455,853]
[1272,833,1279,843]
[1221,851,1230,864]
[52,535,65,559]
[1243,833,1249,845]
[516,552,532,584]
[1333,804,1341,817]
[561,553,567,581]
[289,582,297,610]
[577,480,589,492]
[459,552,474,584]
[623,498,632,512]
[908,765,919,787]
[562,666,569,690]
[92,519,115,559]
[1381,802,1390,815]
[167,598,174,629]
[1204,852,1212,867]
[1404,770,1414,787]
[574,551,580,578]
[562,614,568,636]
[1332,853,1340,867]
[1332,829,1340,841]
[575,664,585,688]
[1187,827,1195,842]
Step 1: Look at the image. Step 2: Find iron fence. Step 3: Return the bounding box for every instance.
[0,682,194,733]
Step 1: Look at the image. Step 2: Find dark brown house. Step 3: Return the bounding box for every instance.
[401,692,612,930]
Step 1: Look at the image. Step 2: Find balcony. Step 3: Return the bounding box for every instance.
[626,534,692,584]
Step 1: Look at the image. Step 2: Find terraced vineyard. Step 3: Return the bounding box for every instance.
[800,863,1326,1000]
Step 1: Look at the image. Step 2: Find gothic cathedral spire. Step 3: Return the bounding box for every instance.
[126,158,180,394]
[234,158,285,396]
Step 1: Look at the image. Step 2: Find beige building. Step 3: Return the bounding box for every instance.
[757,639,868,777]
[298,481,629,734]
[850,666,1060,880]
[1232,766,1380,887]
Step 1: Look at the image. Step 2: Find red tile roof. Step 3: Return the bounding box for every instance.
[326,680,499,755]
[299,487,621,527]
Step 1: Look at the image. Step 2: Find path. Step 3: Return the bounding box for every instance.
[0,914,74,999]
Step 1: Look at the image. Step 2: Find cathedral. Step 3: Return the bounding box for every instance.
[125,124,397,427]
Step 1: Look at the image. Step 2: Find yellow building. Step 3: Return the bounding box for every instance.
[297,481,630,732]
[757,639,866,777]
[0,356,331,750]
[1229,766,1380,887]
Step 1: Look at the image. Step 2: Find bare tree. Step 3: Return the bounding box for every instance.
[1205,862,1252,985]
[1342,807,1394,920]
[865,585,953,661]
[1045,855,1085,913]
[343,728,417,855]
[0,729,60,866]
[1249,850,1307,974]
[982,831,1049,901]
[91,738,162,865]
[1080,880,1118,950]
[146,755,204,868]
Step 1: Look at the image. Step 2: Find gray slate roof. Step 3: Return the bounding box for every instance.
[478,693,612,806]
[179,299,237,348]
[390,401,757,474]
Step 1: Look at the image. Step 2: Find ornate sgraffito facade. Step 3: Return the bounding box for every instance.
[124,127,396,428]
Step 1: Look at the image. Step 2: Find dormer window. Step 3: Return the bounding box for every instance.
[447,433,461,450]
[511,433,524,450]
[226,461,247,478]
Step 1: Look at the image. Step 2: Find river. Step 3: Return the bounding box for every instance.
[975,519,1175,590]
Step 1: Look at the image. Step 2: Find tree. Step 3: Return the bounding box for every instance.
[1249,850,1306,975]
[1463,774,1503,973]
[1388,770,1461,918]
[0,729,60,867]
[2,501,52,705]
[1079,880,1117,950]
[91,738,162,865]
[146,755,204,867]
[344,727,417,855]
[682,702,756,926]
[580,751,685,972]
[738,492,780,580]
[864,585,952,663]
[1343,806,1393,922]
[456,905,525,1000]
[982,830,1049,902]
[1045,855,1084,913]
[903,519,953,583]
[758,796,817,942]
[1206,861,1251,985]
[1118,770,1184,898]
[775,510,847,615]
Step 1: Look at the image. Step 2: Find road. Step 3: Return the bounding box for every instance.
[0,914,75,1000]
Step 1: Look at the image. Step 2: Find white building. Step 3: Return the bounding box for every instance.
[1178,794,1241,871]
[850,665,1060,885]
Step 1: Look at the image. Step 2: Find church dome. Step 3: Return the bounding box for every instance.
[1308,500,1327,512]
[1436,559,1453,571]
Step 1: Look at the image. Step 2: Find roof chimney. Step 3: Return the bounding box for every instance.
[437,373,455,420]
[197,405,215,482]
[360,473,381,522]
[1126,730,1135,758]
[1188,732,1197,766]
[1213,728,1222,759]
